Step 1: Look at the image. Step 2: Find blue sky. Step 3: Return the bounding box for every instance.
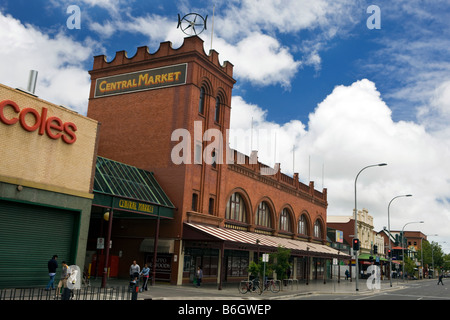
[1,0,450,250]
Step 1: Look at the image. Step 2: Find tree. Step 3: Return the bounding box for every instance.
[269,246,291,281]
[404,257,416,277]
[248,246,291,281]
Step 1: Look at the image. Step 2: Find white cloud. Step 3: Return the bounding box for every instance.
[211,33,301,88]
[215,0,357,41]
[0,13,92,114]
[229,79,450,239]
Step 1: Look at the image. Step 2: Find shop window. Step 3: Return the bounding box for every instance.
[226,250,249,277]
[225,193,247,223]
[255,202,271,228]
[279,208,292,232]
[199,87,205,115]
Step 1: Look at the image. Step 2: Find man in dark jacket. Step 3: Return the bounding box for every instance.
[45,255,58,290]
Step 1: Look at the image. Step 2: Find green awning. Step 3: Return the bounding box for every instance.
[358,253,388,261]
[93,156,174,219]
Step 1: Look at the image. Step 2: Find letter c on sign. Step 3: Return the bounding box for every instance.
[0,100,20,125]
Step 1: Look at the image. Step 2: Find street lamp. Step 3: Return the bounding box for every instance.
[401,221,424,281]
[387,194,412,287]
[354,163,387,291]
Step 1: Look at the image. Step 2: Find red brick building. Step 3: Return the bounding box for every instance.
[87,36,347,285]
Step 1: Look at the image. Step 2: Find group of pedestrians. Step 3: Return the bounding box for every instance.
[45,255,80,299]
[45,255,71,292]
[129,260,150,291]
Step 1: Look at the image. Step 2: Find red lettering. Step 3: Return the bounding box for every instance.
[38,107,48,135]
[19,108,40,132]
[63,122,77,144]
[0,99,77,144]
[0,100,20,125]
[46,116,64,139]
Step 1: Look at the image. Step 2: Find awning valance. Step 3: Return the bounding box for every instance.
[184,223,350,259]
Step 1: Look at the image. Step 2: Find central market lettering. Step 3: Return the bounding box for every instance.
[118,199,154,214]
[94,63,187,98]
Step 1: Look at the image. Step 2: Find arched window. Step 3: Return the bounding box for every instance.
[279,208,292,232]
[298,214,308,236]
[314,220,322,239]
[255,202,271,228]
[214,97,220,122]
[198,87,205,114]
[225,193,247,222]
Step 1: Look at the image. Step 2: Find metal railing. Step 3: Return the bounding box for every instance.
[0,286,134,301]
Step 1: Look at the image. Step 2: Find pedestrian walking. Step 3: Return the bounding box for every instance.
[45,255,58,290]
[56,261,70,297]
[196,266,203,287]
[140,263,150,291]
[130,260,140,280]
[437,273,444,285]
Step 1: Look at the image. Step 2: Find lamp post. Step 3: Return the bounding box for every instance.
[401,221,424,281]
[387,194,412,287]
[354,163,387,291]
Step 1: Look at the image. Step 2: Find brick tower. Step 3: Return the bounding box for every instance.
[87,36,235,280]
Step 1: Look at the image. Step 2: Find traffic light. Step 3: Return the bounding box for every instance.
[388,249,391,257]
[352,238,360,251]
[373,245,378,254]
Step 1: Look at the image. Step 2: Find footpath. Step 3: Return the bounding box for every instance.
[93,277,404,300]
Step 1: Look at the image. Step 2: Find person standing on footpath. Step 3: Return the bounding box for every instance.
[45,255,58,290]
[196,266,203,287]
[130,260,140,280]
[140,263,150,291]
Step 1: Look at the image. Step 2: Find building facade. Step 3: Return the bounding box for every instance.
[0,83,99,288]
[86,36,347,285]
[328,209,388,278]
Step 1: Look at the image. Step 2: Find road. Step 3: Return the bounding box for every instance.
[292,279,450,300]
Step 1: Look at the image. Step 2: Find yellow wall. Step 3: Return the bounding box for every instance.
[0,84,98,198]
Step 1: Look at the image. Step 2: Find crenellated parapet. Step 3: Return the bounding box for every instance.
[91,36,234,79]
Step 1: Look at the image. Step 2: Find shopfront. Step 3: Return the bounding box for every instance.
[87,156,175,285]
[182,222,350,286]
[0,83,99,288]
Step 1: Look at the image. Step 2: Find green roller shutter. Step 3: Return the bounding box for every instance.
[0,200,79,288]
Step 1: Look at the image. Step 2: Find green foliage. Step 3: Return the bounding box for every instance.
[270,246,291,280]
[248,246,291,280]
